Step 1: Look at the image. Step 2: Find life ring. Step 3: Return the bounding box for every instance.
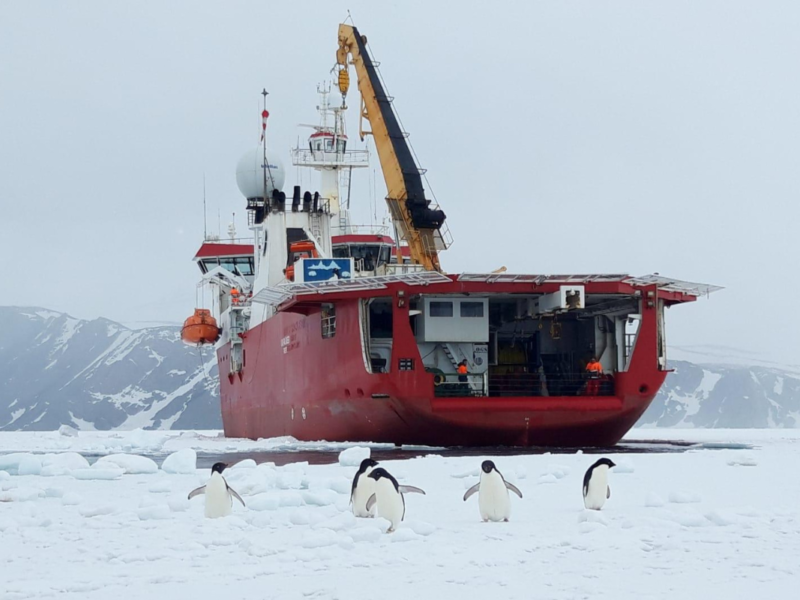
[433,373,445,386]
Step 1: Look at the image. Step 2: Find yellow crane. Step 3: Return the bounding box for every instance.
[335,24,449,272]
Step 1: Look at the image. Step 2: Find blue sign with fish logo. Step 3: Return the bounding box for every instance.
[301,258,354,282]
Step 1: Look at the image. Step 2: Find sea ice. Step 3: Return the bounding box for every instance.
[0,452,34,475]
[95,453,158,474]
[79,504,117,517]
[727,455,758,467]
[2,428,800,599]
[614,458,636,473]
[668,491,702,504]
[138,505,171,520]
[338,446,370,467]
[58,424,79,437]
[0,487,44,502]
[72,467,123,480]
[248,494,280,512]
[161,448,197,474]
[168,496,190,512]
[17,455,42,476]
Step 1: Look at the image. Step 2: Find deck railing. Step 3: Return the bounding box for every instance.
[432,371,615,398]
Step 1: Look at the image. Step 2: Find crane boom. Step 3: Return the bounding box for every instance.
[336,24,448,272]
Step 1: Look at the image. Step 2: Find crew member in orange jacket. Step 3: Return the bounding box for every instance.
[585,357,603,396]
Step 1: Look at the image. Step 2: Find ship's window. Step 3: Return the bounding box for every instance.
[200,258,219,274]
[430,301,453,317]
[379,246,391,266]
[460,301,484,318]
[216,257,254,277]
[332,245,350,259]
[322,303,336,339]
[337,139,347,153]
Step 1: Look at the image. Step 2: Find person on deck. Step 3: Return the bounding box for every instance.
[585,357,603,396]
[457,360,468,383]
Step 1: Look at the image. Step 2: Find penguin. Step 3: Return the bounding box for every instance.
[582,457,616,510]
[366,467,426,533]
[350,458,379,518]
[463,460,523,522]
[188,462,246,518]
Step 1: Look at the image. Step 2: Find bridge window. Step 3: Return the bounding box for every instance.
[430,301,453,317]
[460,301,484,318]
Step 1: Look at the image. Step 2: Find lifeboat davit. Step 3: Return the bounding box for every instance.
[181,309,221,346]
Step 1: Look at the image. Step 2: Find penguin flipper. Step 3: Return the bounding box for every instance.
[607,486,611,499]
[187,485,206,500]
[227,485,246,508]
[463,483,480,502]
[504,481,523,499]
[366,493,377,512]
[350,472,360,505]
[398,485,426,495]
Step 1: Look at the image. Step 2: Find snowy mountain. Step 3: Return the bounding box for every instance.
[1,306,798,431]
[0,307,219,431]
[640,359,800,428]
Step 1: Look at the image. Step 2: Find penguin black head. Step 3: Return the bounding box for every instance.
[367,467,400,490]
[358,458,379,473]
[211,462,228,474]
[592,458,616,469]
[481,460,497,474]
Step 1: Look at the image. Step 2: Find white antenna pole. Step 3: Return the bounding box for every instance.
[203,172,208,240]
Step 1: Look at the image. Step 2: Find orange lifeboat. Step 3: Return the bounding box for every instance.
[285,240,319,281]
[181,309,221,346]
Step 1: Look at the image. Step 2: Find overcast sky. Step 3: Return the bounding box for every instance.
[1,1,798,362]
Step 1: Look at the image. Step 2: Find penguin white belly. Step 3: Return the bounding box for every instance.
[478,471,511,522]
[584,466,609,510]
[353,469,376,518]
[204,474,232,518]
[375,478,404,531]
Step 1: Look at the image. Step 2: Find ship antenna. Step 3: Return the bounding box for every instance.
[261,88,274,200]
[203,172,208,240]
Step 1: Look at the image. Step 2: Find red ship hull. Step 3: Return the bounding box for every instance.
[218,277,686,447]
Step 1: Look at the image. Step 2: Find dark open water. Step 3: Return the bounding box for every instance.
[74,438,753,469]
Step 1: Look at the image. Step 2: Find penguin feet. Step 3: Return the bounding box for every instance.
[503,518,509,522]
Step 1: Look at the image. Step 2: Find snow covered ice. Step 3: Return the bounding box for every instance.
[1,429,799,599]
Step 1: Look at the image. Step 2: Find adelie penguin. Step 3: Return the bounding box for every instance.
[188,462,246,518]
[582,458,616,510]
[366,467,426,533]
[463,460,523,522]
[350,458,379,518]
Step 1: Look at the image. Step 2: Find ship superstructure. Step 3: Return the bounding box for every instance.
[184,23,720,447]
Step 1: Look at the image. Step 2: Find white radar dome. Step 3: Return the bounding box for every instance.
[235,147,285,199]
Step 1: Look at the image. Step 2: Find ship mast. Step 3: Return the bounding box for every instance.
[261,88,270,201]
[291,82,369,235]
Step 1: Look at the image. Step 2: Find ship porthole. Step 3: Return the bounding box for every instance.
[639,385,649,394]
[301,407,307,420]
[291,407,295,420]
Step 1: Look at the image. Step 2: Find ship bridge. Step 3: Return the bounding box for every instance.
[194,241,255,279]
